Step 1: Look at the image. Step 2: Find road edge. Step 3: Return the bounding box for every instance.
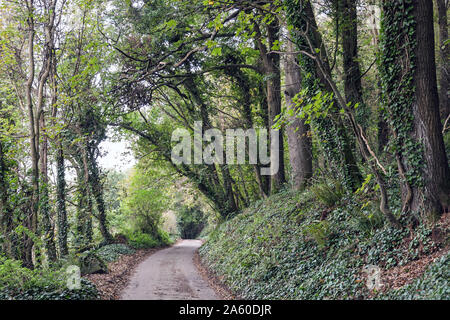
[193,247,240,300]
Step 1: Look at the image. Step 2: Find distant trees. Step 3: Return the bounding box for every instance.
[176,205,205,239]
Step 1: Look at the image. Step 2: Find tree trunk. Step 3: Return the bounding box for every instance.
[50,46,69,257]
[56,145,68,256]
[286,0,362,191]
[39,114,57,262]
[340,0,368,127]
[254,20,286,193]
[219,164,238,214]
[436,0,449,120]
[73,161,93,249]
[224,58,270,199]
[284,39,313,190]
[0,140,14,257]
[87,148,113,244]
[25,4,38,268]
[380,0,450,218]
[412,0,450,215]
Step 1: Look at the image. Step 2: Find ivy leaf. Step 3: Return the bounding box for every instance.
[211,47,222,56]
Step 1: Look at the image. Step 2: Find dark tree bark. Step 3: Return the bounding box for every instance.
[256,65,271,196]
[436,0,449,120]
[0,140,14,257]
[412,0,450,214]
[39,114,57,262]
[56,145,68,256]
[87,148,113,244]
[284,39,313,190]
[381,0,450,218]
[339,0,368,127]
[69,153,94,250]
[49,47,69,257]
[286,0,362,191]
[219,164,238,214]
[222,55,270,198]
[377,111,390,154]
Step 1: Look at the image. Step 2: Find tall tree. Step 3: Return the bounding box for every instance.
[254,19,286,193]
[338,0,369,126]
[284,39,312,190]
[0,137,13,257]
[50,51,68,257]
[380,0,450,217]
[38,0,58,263]
[24,0,40,267]
[285,0,363,191]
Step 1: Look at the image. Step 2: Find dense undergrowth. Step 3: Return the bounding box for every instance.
[0,256,99,300]
[199,184,449,300]
[0,230,172,300]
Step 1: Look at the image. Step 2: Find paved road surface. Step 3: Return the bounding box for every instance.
[121,239,219,300]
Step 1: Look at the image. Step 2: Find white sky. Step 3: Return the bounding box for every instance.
[98,138,136,172]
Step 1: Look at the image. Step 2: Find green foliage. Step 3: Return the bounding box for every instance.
[176,205,206,239]
[310,179,345,207]
[349,204,385,238]
[379,0,425,189]
[120,165,170,238]
[200,187,447,300]
[94,244,135,263]
[0,256,99,300]
[125,231,162,249]
[302,221,330,248]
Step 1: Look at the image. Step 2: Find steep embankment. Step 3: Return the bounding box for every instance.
[199,188,449,300]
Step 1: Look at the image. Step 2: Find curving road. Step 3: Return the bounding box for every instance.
[121,239,219,300]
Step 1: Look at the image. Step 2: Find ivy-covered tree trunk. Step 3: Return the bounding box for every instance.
[87,148,113,244]
[436,0,449,120]
[366,1,391,155]
[49,46,68,257]
[56,145,68,256]
[380,0,450,218]
[39,114,57,262]
[74,163,93,250]
[286,0,362,191]
[284,39,312,190]
[24,3,39,268]
[0,140,14,257]
[219,164,238,214]
[339,0,368,127]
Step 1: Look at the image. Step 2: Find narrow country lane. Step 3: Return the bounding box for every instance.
[121,239,219,300]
